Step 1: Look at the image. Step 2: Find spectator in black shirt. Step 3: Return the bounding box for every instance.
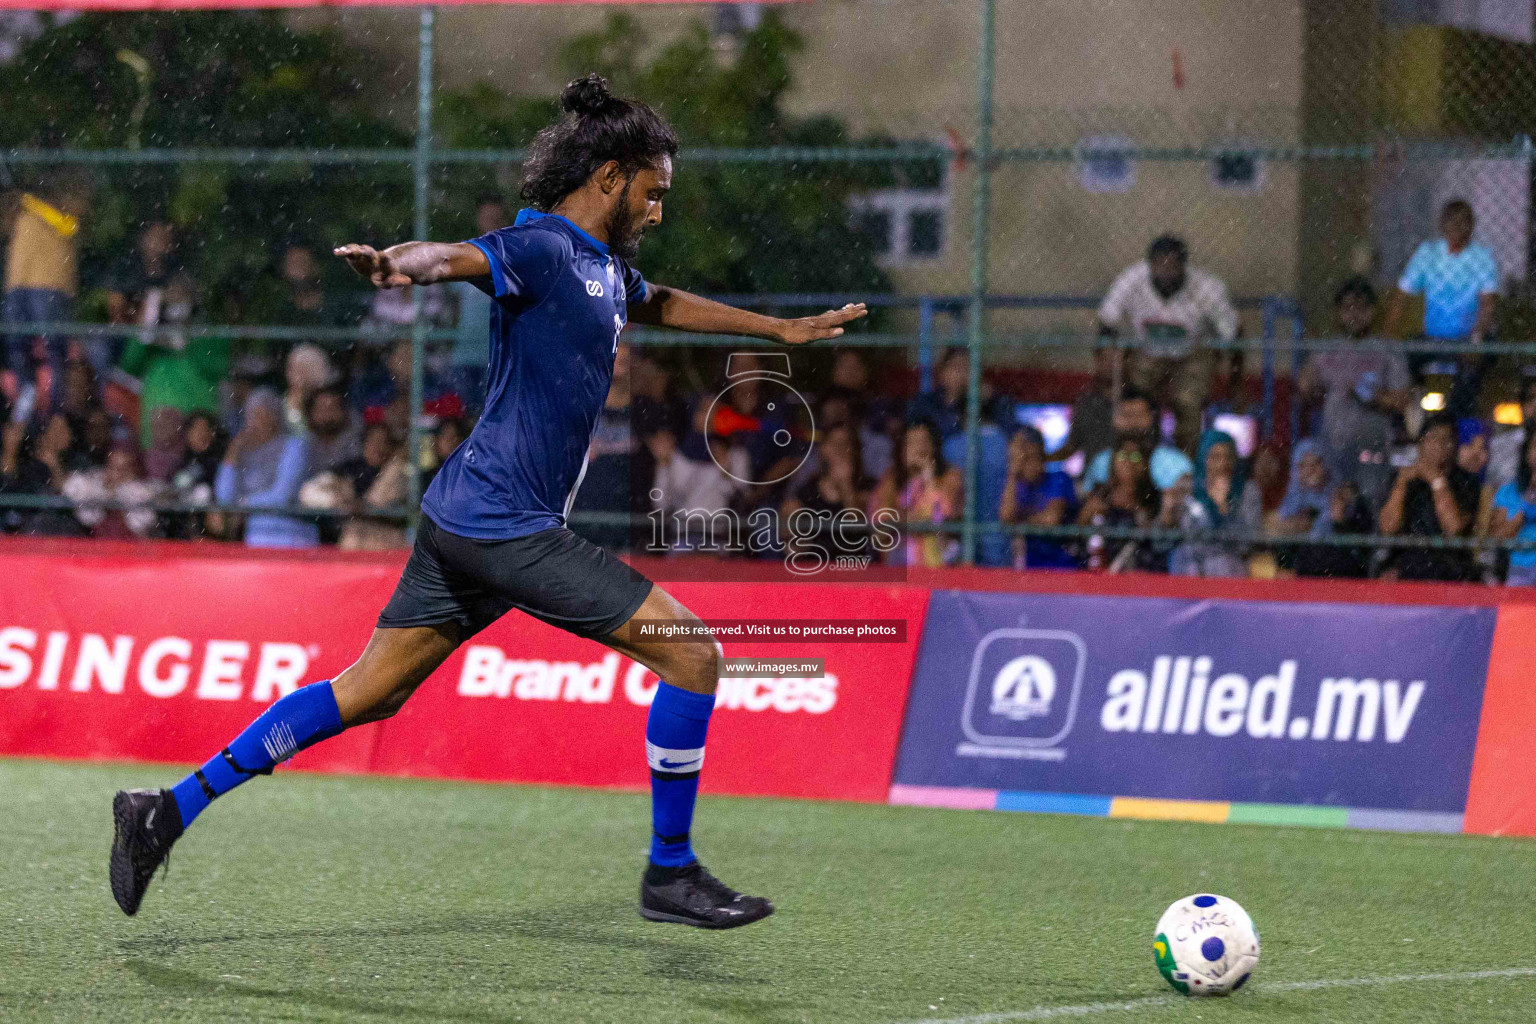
[1378,412,1480,581]
[165,411,227,539]
[72,407,116,470]
[335,422,395,502]
[570,342,643,549]
[906,347,1012,442]
[783,423,876,558]
[107,221,180,325]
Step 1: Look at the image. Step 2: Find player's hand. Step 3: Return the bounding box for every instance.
[334,244,412,289]
[774,303,867,346]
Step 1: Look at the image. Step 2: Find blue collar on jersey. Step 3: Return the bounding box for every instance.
[513,208,609,256]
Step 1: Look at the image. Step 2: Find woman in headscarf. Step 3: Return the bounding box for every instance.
[1273,438,1373,578]
[1274,439,1330,533]
[1169,429,1261,577]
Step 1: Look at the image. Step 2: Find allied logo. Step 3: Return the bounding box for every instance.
[990,655,1057,720]
[586,279,605,297]
[958,628,1086,761]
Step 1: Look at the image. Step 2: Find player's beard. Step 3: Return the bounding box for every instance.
[605,178,644,260]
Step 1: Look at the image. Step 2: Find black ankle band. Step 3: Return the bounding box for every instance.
[653,830,690,846]
[650,768,701,782]
[193,769,217,801]
[221,747,272,777]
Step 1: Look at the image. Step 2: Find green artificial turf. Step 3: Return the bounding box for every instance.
[2,757,1534,1023]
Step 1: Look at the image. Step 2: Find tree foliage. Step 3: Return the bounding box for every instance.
[0,12,414,321]
[0,10,887,322]
[546,12,889,296]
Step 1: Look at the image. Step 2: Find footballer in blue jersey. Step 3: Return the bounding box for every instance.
[111,74,865,929]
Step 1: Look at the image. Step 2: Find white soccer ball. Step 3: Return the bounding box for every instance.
[1153,893,1260,996]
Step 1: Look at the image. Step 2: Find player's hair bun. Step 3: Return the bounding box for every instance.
[561,73,616,117]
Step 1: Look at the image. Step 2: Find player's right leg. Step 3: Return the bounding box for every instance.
[109,623,460,916]
[600,585,774,930]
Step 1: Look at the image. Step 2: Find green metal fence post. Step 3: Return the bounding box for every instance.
[963,0,996,566]
[407,5,435,537]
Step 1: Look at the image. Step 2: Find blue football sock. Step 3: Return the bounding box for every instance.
[645,681,715,868]
[169,680,343,830]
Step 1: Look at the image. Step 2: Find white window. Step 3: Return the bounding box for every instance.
[1075,135,1136,194]
[1210,146,1266,193]
[712,2,763,38]
[850,165,950,268]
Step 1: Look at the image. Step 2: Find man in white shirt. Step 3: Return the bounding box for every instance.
[1097,235,1239,452]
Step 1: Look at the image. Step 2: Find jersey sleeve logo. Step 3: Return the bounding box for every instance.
[585,279,605,297]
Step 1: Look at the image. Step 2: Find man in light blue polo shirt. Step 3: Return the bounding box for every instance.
[1388,199,1500,415]
[1491,432,1536,587]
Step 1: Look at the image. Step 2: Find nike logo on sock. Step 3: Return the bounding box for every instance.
[658,758,701,770]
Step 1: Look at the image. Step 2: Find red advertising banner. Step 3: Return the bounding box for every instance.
[1463,602,1536,836]
[0,542,925,803]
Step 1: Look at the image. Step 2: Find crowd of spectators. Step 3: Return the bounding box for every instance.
[0,185,492,548]
[3,183,1534,585]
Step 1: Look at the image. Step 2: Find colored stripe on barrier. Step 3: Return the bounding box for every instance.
[1346,808,1464,833]
[1226,802,1349,828]
[888,785,1464,834]
[1110,797,1230,823]
[995,791,1112,816]
[886,784,999,811]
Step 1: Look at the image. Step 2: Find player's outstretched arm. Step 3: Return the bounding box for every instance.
[334,241,490,289]
[629,285,867,346]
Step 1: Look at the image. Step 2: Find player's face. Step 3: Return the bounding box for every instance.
[607,158,672,260]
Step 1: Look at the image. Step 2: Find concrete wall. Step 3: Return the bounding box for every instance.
[295,1,1307,345]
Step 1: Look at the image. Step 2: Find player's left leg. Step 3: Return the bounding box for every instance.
[600,585,774,930]
[110,622,462,916]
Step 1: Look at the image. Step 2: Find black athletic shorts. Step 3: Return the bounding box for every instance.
[377,516,654,640]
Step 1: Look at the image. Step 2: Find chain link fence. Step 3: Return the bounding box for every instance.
[3,2,1536,583]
